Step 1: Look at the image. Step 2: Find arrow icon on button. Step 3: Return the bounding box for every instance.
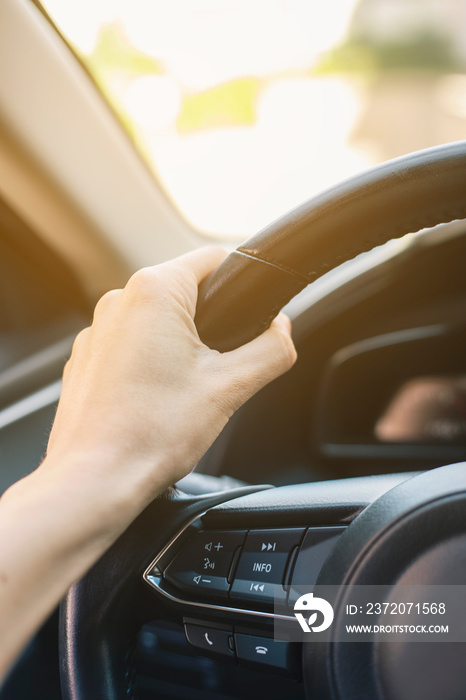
[193,575,201,584]
[250,583,265,592]
[261,542,276,551]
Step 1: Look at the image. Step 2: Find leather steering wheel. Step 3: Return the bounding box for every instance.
[59,141,466,700]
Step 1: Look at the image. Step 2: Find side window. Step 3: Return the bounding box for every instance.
[0,198,90,375]
[0,198,90,492]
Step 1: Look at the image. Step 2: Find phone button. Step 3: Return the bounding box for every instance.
[184,623,234,658]
[235,633,298,676]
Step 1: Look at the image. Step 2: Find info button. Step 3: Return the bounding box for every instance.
[234,551,290,584]
[230,529,305,607]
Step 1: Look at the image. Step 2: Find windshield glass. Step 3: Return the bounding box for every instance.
[41,0,466,241]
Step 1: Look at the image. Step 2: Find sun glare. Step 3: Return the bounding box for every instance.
[41,0,466,240]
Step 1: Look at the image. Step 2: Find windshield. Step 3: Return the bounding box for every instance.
[41,0,466,241]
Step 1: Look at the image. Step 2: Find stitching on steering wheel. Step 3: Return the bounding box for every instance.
[124,634,139,700]
[236,249,311,283]
[242,207,466,283]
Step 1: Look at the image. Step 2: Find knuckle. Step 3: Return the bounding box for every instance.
[127,267,157,291]
[126,264,196,313]
[126,266,174,304]
[93,289,121,318]
[62,359,71,380]
[161,260,197,294]
[278,330,298,368]
[271,323,297,370]
[71,327,90,355]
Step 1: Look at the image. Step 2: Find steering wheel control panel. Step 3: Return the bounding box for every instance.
[144,519,343,677]
[183,619,300,676]
[144,519,344,617]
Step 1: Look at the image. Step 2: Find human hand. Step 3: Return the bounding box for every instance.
[0,247,296,676]
[44,246,297,533]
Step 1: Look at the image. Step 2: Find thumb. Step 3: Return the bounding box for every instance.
[216,313,297,412]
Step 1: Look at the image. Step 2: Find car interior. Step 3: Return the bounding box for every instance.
[1,1,466,699]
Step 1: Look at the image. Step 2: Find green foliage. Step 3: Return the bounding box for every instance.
[81,22,261,136]
[177,78,260,133]
[90,22,162,77]
[315,29,461,75]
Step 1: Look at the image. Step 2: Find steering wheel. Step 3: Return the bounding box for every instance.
[59,142,466,700]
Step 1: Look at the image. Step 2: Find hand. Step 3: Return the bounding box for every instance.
[45,246,297,531]
[0,247,296,678]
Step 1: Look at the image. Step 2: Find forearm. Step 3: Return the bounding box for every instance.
[0,248,296,682]
[0,457,144,681]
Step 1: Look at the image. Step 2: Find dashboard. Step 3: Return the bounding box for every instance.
[320,324,466,458]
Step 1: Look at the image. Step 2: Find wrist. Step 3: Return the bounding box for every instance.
[37,446,174,540]
[2,465,116,565]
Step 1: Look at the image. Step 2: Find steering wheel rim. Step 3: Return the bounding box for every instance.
[60,141,466,700]
[196,140,466,352]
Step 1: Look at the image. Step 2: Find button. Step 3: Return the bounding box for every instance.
[289,527,345,605]
[235,633,298,676]
[185,623,234,658]
[164,530,246,599]
[230,528,304,607]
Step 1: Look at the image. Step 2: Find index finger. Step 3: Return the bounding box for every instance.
[167,246,229,285]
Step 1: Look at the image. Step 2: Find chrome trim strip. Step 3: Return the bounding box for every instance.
[143,511,296,622]
[0,380,61,431]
